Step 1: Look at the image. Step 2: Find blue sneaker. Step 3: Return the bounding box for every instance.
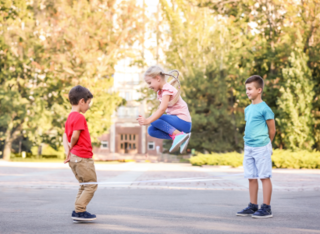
[252,204,273,219]
[180,133,191,154]
[169,133,189,153]
[72,211,97,221]
[236,203,259,216]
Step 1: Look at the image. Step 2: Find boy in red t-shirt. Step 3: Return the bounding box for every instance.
[63,85,97,221]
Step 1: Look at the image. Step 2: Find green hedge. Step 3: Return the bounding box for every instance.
[190,152,243,167]
[190,149,320,169]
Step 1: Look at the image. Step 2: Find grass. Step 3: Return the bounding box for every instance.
[9,157,64,163]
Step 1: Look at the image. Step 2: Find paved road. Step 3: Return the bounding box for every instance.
[0,161,320,233]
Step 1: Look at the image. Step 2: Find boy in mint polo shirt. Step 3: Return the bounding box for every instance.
[236,75,276,219]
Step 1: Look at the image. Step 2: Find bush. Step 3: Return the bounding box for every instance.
[190,152,243,167]
[190,150,320,169]
[272,149,320,169]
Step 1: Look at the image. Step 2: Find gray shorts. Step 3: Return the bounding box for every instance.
[243,142,273,179]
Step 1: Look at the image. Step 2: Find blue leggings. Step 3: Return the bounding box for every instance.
[148,115,192,140]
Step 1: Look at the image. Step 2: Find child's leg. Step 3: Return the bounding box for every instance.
[150,115,192,152]
[158,115,192,133]
[69,154,98,213]
[255,142,273,205]
[249,179,259,204]
[243,146,259,205]
[150,118,177,136]
[148,126,172,140]
[75,185,85,204]
[261,178,272,205]
[69,155,85,210]
[149,115,192,138]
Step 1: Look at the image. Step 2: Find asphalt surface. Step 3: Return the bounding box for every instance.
[0,162,320,234]
[1,188,320,234]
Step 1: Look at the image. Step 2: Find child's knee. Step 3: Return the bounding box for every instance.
[148,126,156,137]
[88,184,98,192]
[150,119,160,127]
[260,178,271,182]
[248,179,258,183]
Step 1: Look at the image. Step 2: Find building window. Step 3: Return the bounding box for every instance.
[117,106,139,118]
[125,91,132,101]
[101,141,108,149]
[148,142,155,150]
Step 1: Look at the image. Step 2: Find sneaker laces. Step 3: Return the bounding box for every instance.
[82,211,92,217]
[243,204,257,212]
[243,206,253,211]
[256,206,270,214]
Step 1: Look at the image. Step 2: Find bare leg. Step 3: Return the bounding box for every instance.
[172,130,181,135]
[249,179,258,204]
[261,178,272,205]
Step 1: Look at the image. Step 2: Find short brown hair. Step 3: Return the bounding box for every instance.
[68,85,93,105]
[245,75,264,89]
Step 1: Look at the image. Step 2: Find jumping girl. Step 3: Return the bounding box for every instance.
[137,65,192,153]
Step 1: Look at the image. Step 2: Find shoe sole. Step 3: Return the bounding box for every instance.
[252,214,273,219]
[236,213,253,217]
[72,217,97,221]
[73,220,95,223]
[180,133,191,154]
[169,134,190,153]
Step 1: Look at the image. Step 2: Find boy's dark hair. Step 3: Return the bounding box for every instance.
[245,75,264,90]
[68,85,93,105]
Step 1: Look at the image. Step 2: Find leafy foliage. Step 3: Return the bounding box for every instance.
[159,0,320,152]
[0,0,144,159]
[190,150,320,169]
[276,50,315,150]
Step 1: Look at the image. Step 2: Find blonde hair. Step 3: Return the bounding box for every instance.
[144,65,181,106]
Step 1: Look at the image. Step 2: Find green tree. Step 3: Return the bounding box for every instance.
[0,0,54,160]
[276,51,315,150]
[198,0,320,150]
[0,0,145,159]
[160,0,248,152]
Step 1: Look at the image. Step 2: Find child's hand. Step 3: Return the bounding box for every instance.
[64,152,70,164]
[64,143,71,164]
[137,115,150,125]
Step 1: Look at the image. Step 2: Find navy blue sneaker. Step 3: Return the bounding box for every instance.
[252,204,273,219]
[72,211,97,221]
[236,203,259,216]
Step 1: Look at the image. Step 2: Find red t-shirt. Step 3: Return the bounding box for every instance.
[65,112,93,158]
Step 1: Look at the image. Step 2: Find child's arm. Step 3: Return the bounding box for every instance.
[266,119,276,142]
[69,130,81,149]
[63,130,81,164]
[137,95,170,125]
[63,133,70,164]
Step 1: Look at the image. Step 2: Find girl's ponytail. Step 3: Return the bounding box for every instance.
[144,65,182,106]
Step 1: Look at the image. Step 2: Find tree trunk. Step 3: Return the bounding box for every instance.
[3,120,22,160]
[3,140,12,161]
[3,125,13,161]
